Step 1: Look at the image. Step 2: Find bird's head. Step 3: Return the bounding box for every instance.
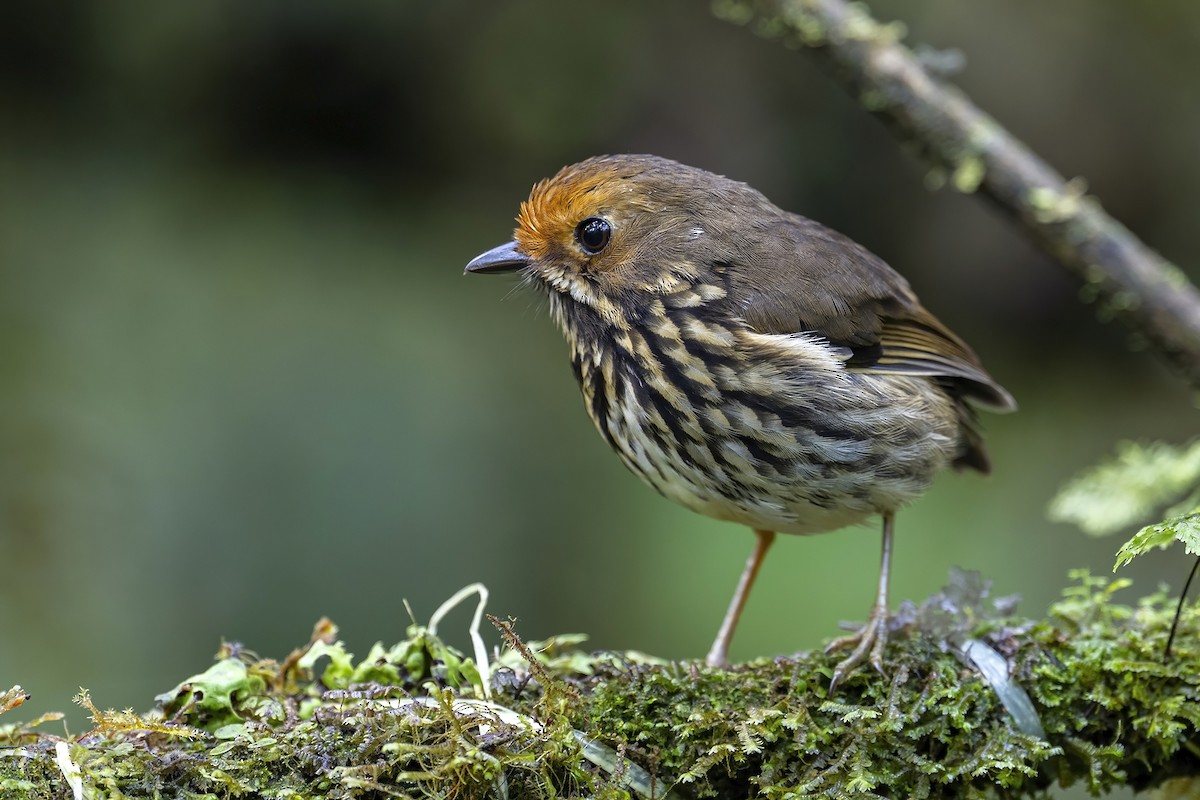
[466,155,765,328]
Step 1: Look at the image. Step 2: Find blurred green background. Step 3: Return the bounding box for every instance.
[2,0,1198,755]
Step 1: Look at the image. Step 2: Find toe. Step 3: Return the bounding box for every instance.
[824,632,857,655]
[827,615,891,691]
[869,623,888,674]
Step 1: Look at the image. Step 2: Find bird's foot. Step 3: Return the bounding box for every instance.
[704,645,728,669]
[824,604,889,693]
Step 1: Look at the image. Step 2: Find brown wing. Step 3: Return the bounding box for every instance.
[869,314,1015,411]
[729,213,1016,413]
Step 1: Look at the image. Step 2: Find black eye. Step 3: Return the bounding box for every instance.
[575,217,612,254]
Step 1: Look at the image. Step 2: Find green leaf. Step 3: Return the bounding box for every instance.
[1049,439,1200,536]
[1114,512,1200,570]
[297,640,356,689]
[154,659,266,729]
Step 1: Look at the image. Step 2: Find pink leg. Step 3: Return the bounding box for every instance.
[706,529,776,667]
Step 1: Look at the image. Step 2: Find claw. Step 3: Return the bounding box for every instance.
[826,511,896,694]
[826,605,889,693]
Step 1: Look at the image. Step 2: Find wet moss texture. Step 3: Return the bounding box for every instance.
[2,573,1198,799]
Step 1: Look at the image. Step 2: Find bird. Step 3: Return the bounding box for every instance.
[465,154,1014,690]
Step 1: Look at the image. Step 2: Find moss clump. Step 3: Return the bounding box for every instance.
[1,573,1198,798]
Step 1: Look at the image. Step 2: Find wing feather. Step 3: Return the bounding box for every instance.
[727,211,1016,414]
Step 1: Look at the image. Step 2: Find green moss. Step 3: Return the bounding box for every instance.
[1,574,1198,798]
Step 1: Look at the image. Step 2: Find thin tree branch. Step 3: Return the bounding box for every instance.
[714,0,1200,386]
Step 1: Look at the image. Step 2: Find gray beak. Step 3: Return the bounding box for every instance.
[464,241,531,275]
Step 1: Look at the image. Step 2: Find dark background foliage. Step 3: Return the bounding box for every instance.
[2,1,1197,761]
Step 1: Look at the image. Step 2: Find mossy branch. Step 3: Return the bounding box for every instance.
[712,0,1200,388]
[2,574,1199,798]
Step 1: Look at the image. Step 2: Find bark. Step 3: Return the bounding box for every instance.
[714,0,1200,386]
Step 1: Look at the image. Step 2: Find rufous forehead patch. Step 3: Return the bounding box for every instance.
[513,160,651,261]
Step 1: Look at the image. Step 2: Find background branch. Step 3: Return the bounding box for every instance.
[715,0,1200,387]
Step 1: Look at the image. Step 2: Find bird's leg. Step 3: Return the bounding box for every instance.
[706,529,776,667]
[826,511,894,692]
